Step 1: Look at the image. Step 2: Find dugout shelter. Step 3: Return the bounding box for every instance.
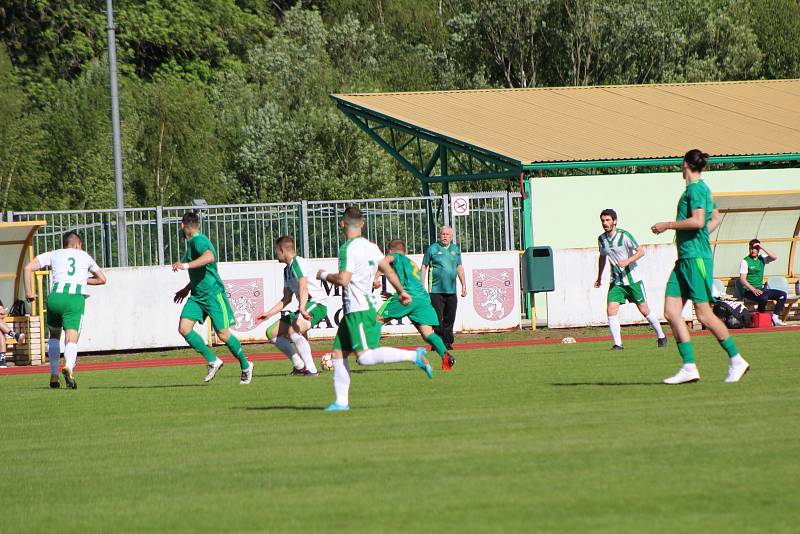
[0,221,47,365]
[332,79,800,324]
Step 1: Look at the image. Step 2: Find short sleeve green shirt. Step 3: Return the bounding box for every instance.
[742,255,765,288]
[182,233,224,298]
[675,180,715,259]
[422,242,462,294]
[391,253,427,298]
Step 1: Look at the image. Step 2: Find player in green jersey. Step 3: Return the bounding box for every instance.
[377,239,456,371]
[652,149,749,384]
[172,212,253,385]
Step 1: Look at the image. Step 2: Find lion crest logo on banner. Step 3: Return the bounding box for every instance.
[473,268,514,321]
[224,278,264,332]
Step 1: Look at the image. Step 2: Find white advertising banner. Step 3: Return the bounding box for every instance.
[78,252,521,352]
[545,244,693,328]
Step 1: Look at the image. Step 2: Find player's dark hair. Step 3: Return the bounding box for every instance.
[749,238,760,249]
[684,149,709,172]
[388,239,407,253]
[62,231,81,248]
[181,211,201,228]
[275,235,296,251]
[342,206,363,222]
[599,209,617,221]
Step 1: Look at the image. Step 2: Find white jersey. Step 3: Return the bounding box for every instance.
[36,248,100,295]
[337,237,383,314]
[284,255,327,306]
[598,228,643,286]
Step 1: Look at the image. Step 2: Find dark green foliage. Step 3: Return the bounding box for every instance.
[0,0,796,211]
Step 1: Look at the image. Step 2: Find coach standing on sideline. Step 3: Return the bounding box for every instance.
[421,226,467,360]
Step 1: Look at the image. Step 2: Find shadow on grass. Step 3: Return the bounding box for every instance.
[552,382,662,387]
[233,405,324,411]
[89,384,207,390]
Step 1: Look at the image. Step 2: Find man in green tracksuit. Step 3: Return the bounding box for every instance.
[378,239,456,371]
[172,211,253,385]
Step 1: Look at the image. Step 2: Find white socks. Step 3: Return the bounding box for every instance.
[272,336,304,369]
[332,358,351,406]
[290,332,317,373]
[608,315,622,346]
[64,342,78,371]
[729,354,746,367]
[645,312,665,338]
[357,347,416,366]
[48,339,60,375]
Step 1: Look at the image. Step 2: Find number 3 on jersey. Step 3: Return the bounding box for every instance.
[68,257,76,275]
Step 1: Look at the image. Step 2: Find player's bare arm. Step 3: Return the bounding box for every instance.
[172,249,215,272]
[173,283,192,303]
[595,255,606,288]
[757,243,778,263]
[23,257,42,301]
[457,265,467,297]
[708,208,722,233]
[618,246,645,269]
[87,268,107,286]
[317,269,352,287]
[258,288,293,321]
[378,257,411,305]
[420,264,428,291]
[297,277,312,320]
[651,207,706,234]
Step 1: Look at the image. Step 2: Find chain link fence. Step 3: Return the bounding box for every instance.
[9,192,523,267]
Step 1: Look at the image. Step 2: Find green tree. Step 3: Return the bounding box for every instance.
[747,0,800,79]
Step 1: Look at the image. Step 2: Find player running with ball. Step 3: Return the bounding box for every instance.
[172,211,253,385]
[258,235,326,376]
[318,207,432,412]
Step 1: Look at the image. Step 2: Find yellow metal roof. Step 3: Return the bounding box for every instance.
[333,79,800,165]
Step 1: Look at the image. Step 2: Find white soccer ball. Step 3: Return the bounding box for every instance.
[561,337,577,344]
[320,352,334,371]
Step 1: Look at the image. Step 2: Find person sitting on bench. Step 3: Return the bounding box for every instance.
[0,300,26,368]
[739,239,787,326]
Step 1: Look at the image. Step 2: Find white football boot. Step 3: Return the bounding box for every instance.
[204,358,224,382]
[663,364,700,384]
[724,359,750,383]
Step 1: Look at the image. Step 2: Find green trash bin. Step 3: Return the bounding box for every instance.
[521,246,554,292]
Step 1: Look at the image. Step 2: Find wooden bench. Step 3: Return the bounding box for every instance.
[715,277,800,322]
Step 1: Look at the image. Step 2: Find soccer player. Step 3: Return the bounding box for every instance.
[594,209,667,350]
[739,239,787,326]
[172,211,253,385]
[377,239,456,371]
[652,149,749,384]
[258,235,325,376]
[22,231,107,388]
[317,207,432,412]
[0,301,26,368]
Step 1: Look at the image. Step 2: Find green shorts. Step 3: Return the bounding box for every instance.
[333,310,382,353]
[281,301,328,327]
[607,281,647,304]
[46,292,86,331]
[379,293,439,326]
[666,258,715,303]
[180,293,236,331]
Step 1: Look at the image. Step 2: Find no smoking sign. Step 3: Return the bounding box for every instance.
[451,195,470,216]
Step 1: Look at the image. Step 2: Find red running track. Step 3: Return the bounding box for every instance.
[2,325,798,376]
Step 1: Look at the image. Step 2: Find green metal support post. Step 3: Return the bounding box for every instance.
[522,175,535,329]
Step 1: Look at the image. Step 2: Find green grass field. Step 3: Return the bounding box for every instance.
[2,330,799,533]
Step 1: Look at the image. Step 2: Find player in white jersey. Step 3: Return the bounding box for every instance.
[258,235,327,376]
[23,231,107,389]
[316,206,432,412]
[594,209,666,350]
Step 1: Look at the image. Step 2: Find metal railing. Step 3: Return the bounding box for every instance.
[8,192,523,267]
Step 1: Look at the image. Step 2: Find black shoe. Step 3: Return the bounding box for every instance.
[289,367,307,376]
[610,345,624,350]
[49,375,61,389]
[62,367,77,389]
[657,337,668,348]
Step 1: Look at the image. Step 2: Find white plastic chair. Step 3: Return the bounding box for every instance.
[766,276,790,294]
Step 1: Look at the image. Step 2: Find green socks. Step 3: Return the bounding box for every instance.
[184,331,216,363]
[425,333,448,360]
[719,336,739,358]
[225,335,250,369]
[677,341,696,365]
